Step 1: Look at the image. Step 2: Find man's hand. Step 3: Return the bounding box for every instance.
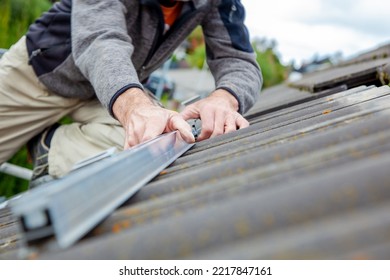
[180,89,249,141]
[113,88,195,149]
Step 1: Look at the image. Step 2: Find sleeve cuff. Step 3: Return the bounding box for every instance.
[108,83,144,118]
[216,86,243,114]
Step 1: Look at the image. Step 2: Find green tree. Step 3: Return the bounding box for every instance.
[0,0,52,198]
[185,32,288,88]
[252,38,288,88]
[185,26,206,69]
[0,0,52,48]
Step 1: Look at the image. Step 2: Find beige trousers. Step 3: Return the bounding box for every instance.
[0,37,124,177]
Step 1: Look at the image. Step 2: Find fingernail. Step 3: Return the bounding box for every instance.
[186,131,195,143]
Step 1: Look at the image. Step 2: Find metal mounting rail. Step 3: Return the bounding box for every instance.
[9,126,198,248]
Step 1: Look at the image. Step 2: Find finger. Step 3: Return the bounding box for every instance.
[210,110,225,138]
[180,105,200,121]
[235,114,250,129]
[224,114,237,134]
[124,124,136,149]
[124,132,130,150]
[197,109,214,141]
[169,115,195,143]
[128,119,145,147]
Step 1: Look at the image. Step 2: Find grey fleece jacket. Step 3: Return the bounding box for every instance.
[26,0,262,115]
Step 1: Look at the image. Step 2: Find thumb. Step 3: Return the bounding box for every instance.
[168,114,195,143]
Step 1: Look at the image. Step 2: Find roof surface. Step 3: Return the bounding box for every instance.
[1,51,390,260]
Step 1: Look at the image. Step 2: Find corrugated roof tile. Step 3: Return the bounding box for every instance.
[1,46,390,260]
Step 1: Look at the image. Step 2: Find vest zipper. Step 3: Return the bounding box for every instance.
[28,40,70,65]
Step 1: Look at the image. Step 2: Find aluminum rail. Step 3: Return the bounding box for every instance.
[0,162,33,180]
[9,126,199,248]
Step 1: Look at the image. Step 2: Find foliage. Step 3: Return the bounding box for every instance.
[185,32,288,88]
[0,0,52,48]
[0,0,52,198]
[252,37,288,88]
[186,44,206,69]
[255,47,287,88]
[184,26,206,69]
[0,148,31,198]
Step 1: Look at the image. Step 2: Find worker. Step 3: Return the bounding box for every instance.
[0,0,262,187]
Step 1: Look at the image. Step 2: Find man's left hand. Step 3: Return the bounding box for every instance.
[180,89,249,141]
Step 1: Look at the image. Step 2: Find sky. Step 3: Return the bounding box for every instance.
[241,0,390,66]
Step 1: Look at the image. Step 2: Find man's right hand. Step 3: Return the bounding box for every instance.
[112,88,195,149]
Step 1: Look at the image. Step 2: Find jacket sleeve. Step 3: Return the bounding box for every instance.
[71,0,143,116]
[201,0,262,114]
